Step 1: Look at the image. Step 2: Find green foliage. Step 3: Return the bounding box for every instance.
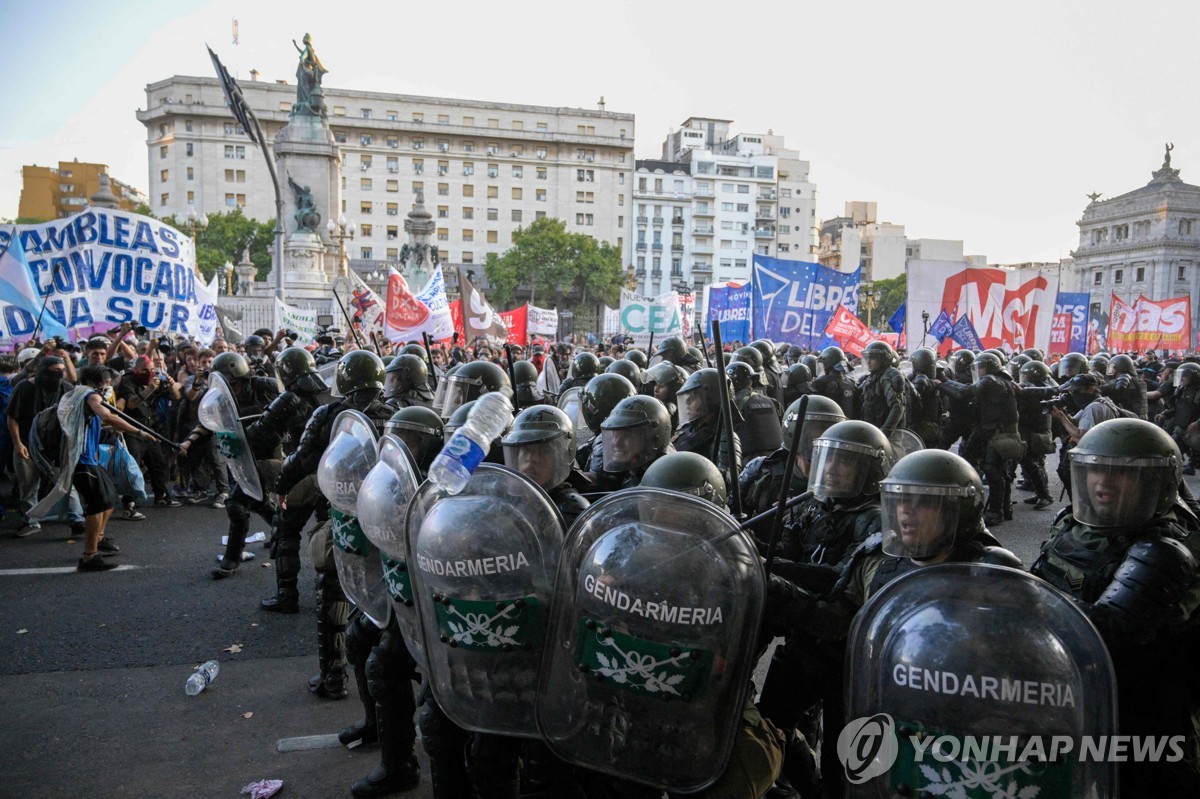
[131,203,153,218]
[162,209,275,285]
[872,274,908,332]
[483,217,625,312]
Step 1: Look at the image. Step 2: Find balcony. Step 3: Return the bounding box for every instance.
[671,217,685,226]
[692,262,713,273]
[634,268,646,278]
[652,216,664,225]
[636,241,647,251]
[636,216,648,225]
[652,243,664,251]
[694,207,714,217]
[694,187,714,197]
[693,244,714,254]
[756,209,775,220]
[651,270,662,279]
[693,224,714,235]
[759,190,777,200]
[671,244,684,253]
[754,228,775,238]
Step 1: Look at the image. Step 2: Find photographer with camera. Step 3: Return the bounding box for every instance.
[114,355,181,516]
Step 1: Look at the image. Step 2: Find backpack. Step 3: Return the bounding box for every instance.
[29,404,63,476]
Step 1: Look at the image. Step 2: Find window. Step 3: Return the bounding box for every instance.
[361,135,373,146]
[1180,264,1191,281]
[487,185,499,199]
[1113,269,1123,284]
[386,111,398,122]
[437,183,449,196]
[361,201,373,215]
[361,108,373,119]
[1181,219,1194,236]
[512,210,523,223]
[735,258,747,269]
[336,133,348,143]
[438,114,449,125]
[577,169,595,182]
[160,145,169,159]
[186,191,194,204]
[488,118,499,128]
[654,179,663,192]
[512,121,524,131]
[223,122,244,135]
[361,178,373,191]
[438,161,449,176]
[736,203,749,212]
[387,203,399,216]
[575,213,594,226]
[186,143,194,156]
[223,169,245,182]
[487,208,498,221]
[511,165,523,178]
[463,184,474,197]
[386,180,399,192]
[437,206,449,219]
[536,211,546,220]
[462,252,474,263]
[463,141,475,153]
[487,230,498,243]
[737,184,750,194]
[535,147,547,159]
[437,228,449,241]
[438,139,449,152]
[387,137,399,148]
[536,189,547,202]
[1114,224,1129,240]
[161,193,169,206]
[463,230,474,242]
[412,112,422,123]
[161,169,170,182]
[537,122,548,132]
[755,166,774,179]
[360,224,373,237]
[512,187,523,200]
[1135,266,1146,282]
[407,158,419,174]
[413,138,425,150]
[779,207,791,218]
[223,145,245,159]
[463,207,474,219]
[487,144,499,155]
[536,168,547,180]
[721,183,734,193]
[333,106,346,117]
[361,247,372,259]
[186,167,194,181]
[463,162,475,176]
[487,164,499,178]
[412,181,423,194]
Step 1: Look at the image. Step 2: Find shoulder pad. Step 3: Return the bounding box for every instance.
[267,391,305,415]
[555,488,590,517]
[860,531,884,554]
[1053,505,1072,526]
[1126,535,1197,574]
[975,546,1025,570]
[741,455,767,476]
[309,402,336,425]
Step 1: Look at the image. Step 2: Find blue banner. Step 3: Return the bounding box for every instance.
[950,315,984,350]
[706,283,752,344]
[1053,292,1091,354]
[887,303,906,334]
[751,255,861,347]
[929,309,953,343]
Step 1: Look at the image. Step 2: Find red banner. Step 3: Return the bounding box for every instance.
[1048,313,1072,355]
[444,299,464,347]
[823,304,874,356]
[1107,294,1192,353]
[498,305,528,346]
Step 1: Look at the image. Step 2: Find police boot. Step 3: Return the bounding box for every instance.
[260,549,300,613]
[418,691,472,799]
[341,615,382,748]
[466,734,521,799]
[350,705,420,798]
[309,571,350,700]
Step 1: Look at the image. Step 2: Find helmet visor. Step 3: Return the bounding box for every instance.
[602,426,656,472]
[503,437,572,490]
[880,483,963,560]
[797,417,840,462]
[440,375,476,419]
[1070,453,1175,528]
[676,388,712,428]
[971,362,983,382]
[573,400,595,444]
[383,370,408,399]
[808,439,881,500]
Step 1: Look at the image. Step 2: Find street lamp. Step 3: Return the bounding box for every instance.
[922,310,931,344]
[223,260,234,295]
[862,282,877,329]
[327,214,356,277]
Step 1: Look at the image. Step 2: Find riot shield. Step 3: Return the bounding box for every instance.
[406,464,564,737]
[197,371,263,501]
[357,434,426,665]
[536,489,766,793]
[557,387,586,446]
[318,410,391,628]
[888,429,925,461]
[845,563,1116,798]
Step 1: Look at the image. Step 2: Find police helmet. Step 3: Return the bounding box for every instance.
[501,404,576,490]
[275,346,325,394]
[863,341,899,371]
[580,373,637,433]
[880,449,985,560]
[1070,419,1181,528]
[211,351,251,381]
[675,368,723,428]
[335,350,386,397]
[385,406,444,470]
[441,360,513,419]
[384,353,429,398]
[640,452,727,508]
[599,395,672,472]
[606,358,642,387]
[808,420,894,501]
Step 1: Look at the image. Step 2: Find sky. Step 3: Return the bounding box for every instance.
[3,0,1199,265]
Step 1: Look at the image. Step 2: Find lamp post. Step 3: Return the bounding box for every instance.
[327,214,356,278]
[922,310,931,344]
[182,206,209,274]
[223,260,234,295]
[862,282,877,329]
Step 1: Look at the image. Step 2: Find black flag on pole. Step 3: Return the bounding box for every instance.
[207,45,259,146]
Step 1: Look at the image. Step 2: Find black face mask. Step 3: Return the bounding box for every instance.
[345,389,381,410]
[38,371,64,389]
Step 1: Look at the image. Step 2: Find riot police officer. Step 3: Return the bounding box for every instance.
[576,373,636,480]
[598,394,673,489]
[1162,362,1200,474]
[604,357,642,391]
[752,338,785,405]
[275,351,392,699]
[558,351,599,392]
[1016,360,1056,510]
[733,345,770,396]
[941,349,975,452]
[243,333,272,377]
[439,360,512,421]
[672,367,743,487]
[643,361,687,429]
[907,347,944,449]
[1101,353,1149,419]
[1032,419,1200,796]
[783,362,816,409]
[859,340,907,435]
[938,351,1022,526]
[383,353,435,409]
[509,359,544,410]
[652,335,700,371]
[812,345,859,419]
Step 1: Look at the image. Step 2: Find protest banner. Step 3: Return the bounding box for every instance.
[384,265,455,343]
[707,282,752,344]
[498,304,528,345]
[0,209,209,341]
[619,288,683,347]
[1107,294,1192,353]
[527,304,558,337]
[1049,292,1090,354]
[458,267,509,346]
[751,255,861,347]
[905,261,1058,353]
[349,270,386,339]
[274,298,319,343]
[822,304,873,356]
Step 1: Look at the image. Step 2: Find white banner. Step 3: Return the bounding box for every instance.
[193,274,219,345]
[0,208,203,340]
[275,298,319,344]
[349,270,386,338]
[527,303,559,336]
[905,260,1060,352]
[618,288,682,347]
[385,265,455,342]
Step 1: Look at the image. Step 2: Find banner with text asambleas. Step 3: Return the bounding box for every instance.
[905,260,1059,354]
[751,255,861,347]
[0,208,205,341]
[619,288,682,347]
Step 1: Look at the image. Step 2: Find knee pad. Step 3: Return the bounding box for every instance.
[346,614,382,666]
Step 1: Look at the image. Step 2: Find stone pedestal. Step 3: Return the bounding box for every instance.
[270,113,342,301]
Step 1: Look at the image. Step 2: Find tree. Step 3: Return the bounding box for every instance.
[162,209,275,286]
[872,274,908,332]
[484,217,625,312]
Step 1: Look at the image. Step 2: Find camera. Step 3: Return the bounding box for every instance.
[1039,395,1071,409]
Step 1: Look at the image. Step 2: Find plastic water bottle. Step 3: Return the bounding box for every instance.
[185,660,220,696]
[429,392,514,494]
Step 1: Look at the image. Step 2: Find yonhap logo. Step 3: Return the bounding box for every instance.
[837,713,899,784]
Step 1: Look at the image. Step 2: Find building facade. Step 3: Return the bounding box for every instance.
[18,160,146,220]
[1068,155,1200,346]
[136,77,634,274]
[818,201,974,282]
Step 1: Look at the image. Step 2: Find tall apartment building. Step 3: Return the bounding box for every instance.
[137,77,634,272]
[632,118,818,294]
[818,201,976,281]
[18,160,146,220]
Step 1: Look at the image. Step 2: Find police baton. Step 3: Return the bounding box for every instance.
[697,326,713,368]
[710,320,743,517]
[738,490,813,533]
[330,286,367,351]
[422,333,439,390]
[502,344,520,408]
[100,401,181,450]
[763,394,808,578]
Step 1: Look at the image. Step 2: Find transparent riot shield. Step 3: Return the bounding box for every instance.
[888,429,925,461]
[536,489,766,793]
[358,434,425,665]
[318,410,391,628]
[557,387,585,445]
[406,464,564,737]
[845,563,1117,798]
[197,371,263,501]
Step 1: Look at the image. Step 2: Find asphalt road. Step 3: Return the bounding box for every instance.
[2,458,1196,798]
